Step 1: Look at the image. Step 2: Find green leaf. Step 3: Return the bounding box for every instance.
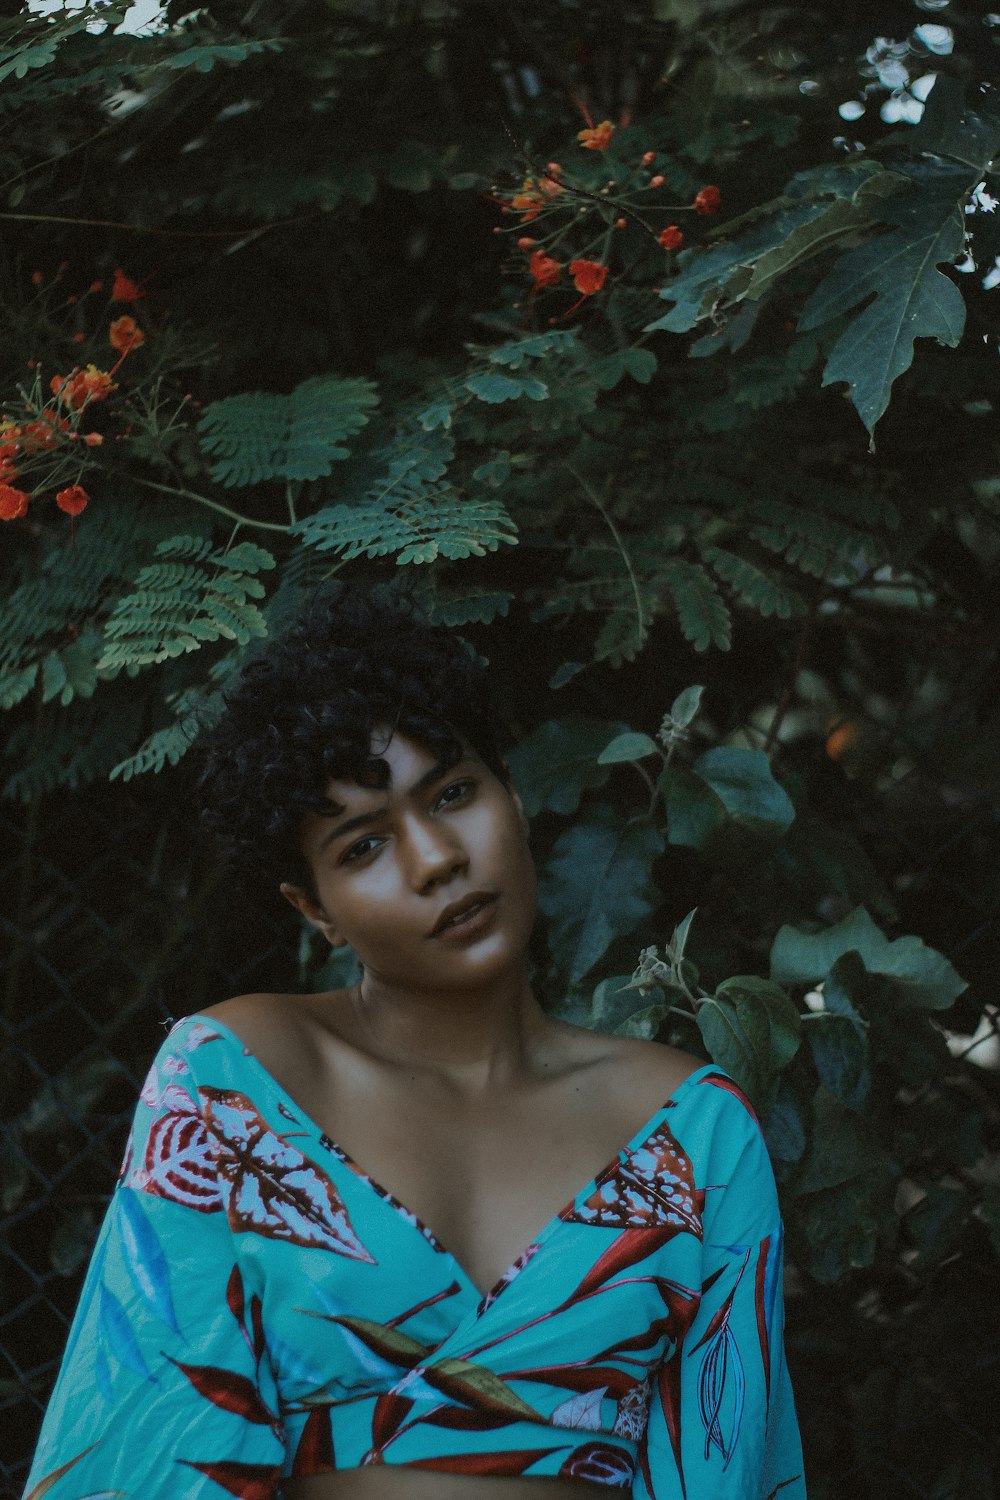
[417,399,453,431]
[904,1182,969,1270]
[539,805,664,983]
[464,371,548,403]
[661,559,731,651]
[597,731,659,765]
[692,746,795,833]
[590,348,656,390]
[40,651,67,705]
[805,1013,871,1113]
[614,1003,669,1040]
[487,330,578,367]
[743,172,905,304]
[697,976,801,1108]
[644,199,828,335]
[197,374,379,486]
[659,765,727,849]
[770,906,966,1009]
[669,684,704,728]
[506,717,621,818]
[798,161,973,435]
[761,1078,807,1166]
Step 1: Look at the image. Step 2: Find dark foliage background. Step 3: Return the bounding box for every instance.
[3,1,1000,1495]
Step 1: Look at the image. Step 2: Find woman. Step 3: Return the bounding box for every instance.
[23,590,806,1499]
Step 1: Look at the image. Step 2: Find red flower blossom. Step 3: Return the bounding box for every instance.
[56,485,89,517]
[83,432,104,447]
[51,364,117,411]
[693,184,722,215]
[90,280,104,293]
[658,225,684,250]
[0,484,30,521]
[568,259,608,295]
[109,315,144,353]
[31,270,43,286]
[649,174,665,189]
[73,331,85,344]
[111,268,141,302]
[577,120,615,151]
[642,150,656,166]
[529,250,562,289]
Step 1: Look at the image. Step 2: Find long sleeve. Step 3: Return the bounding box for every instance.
[634,1103,807,1499]
[22,1027,287,1500]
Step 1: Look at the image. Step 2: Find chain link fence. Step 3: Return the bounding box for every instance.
[2,757,998,1498]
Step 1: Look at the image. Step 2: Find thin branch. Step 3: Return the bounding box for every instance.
[126,474,291,534]
[564,462,646,642]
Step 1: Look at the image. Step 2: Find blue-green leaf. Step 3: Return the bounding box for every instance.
[539,805,664,982]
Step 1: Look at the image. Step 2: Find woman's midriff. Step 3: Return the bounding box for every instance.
[281,1470,611,1499]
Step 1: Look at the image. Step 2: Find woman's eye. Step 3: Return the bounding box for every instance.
[342,836,382,864]
[437,778,475,807]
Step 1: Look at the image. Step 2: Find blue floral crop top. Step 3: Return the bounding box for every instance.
[24,1015,806,1498]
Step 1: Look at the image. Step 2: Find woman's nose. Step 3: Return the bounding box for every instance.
[404,814,467,888]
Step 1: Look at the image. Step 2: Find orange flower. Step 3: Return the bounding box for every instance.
[111,268,141,302]
[577,120,615,151]
[83,431,104,447]
[72,331,85,344]
[31,270,43,286]
[658,225,684,250]
[56,484,89,516]
[0,484,30,520]
[511,191,542,221]
[89,280,104,293]
[568,259,608,295]
[109,315,144,353]
[693,184,722,215]
[529,250,562,289]
[51,364,117,411]
[825,718,858,761]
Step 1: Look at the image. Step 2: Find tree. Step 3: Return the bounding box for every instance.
[3,3,1000,1493]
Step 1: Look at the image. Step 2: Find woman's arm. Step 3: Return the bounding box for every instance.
[635,1111,807,1500]
[23,1026,287,1500]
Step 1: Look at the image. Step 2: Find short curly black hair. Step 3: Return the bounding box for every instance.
[195,587,509,902]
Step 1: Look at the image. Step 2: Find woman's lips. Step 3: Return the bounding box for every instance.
[429,894,498,942]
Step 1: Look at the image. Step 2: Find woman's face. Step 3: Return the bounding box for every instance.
[282,731,537,995]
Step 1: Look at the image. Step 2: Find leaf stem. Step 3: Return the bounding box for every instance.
[564,463,646,644]
[125,474,292,534]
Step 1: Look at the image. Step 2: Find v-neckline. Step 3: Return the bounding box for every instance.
[189,1014,717,1310]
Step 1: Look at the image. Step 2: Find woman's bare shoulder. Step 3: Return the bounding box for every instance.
[555,1018,708,1097]
[197,989,356,1065]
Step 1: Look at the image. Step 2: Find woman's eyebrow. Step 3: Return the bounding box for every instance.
[317,758,458,851]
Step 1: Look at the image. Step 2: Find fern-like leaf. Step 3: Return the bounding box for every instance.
[97,537,275,672]
[661,559,732,651]
[110,690,226,782]
[197,374,379,487]
[702,546,807,619]
[293,493,517,565]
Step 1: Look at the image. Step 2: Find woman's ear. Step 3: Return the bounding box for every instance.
[279,882,348,949]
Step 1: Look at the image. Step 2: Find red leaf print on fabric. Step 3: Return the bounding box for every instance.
[402,1448,563,1475]
[560,1225,680,1306]
[755,1234,774,1408]
[705,1071,760,1124]
[371,1391,415,1449]
[226,1263,246,1330]
[200,1087,376,1259]
[420,1405,527,1431]
[558,1440,634,1487]
[292,1405,335,1476]
[179,1460,281,1499]
[561,1116,701,1233]
[169,1358,279,1428]
[135,1090,222,1212]
[505,1361,633,1402]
